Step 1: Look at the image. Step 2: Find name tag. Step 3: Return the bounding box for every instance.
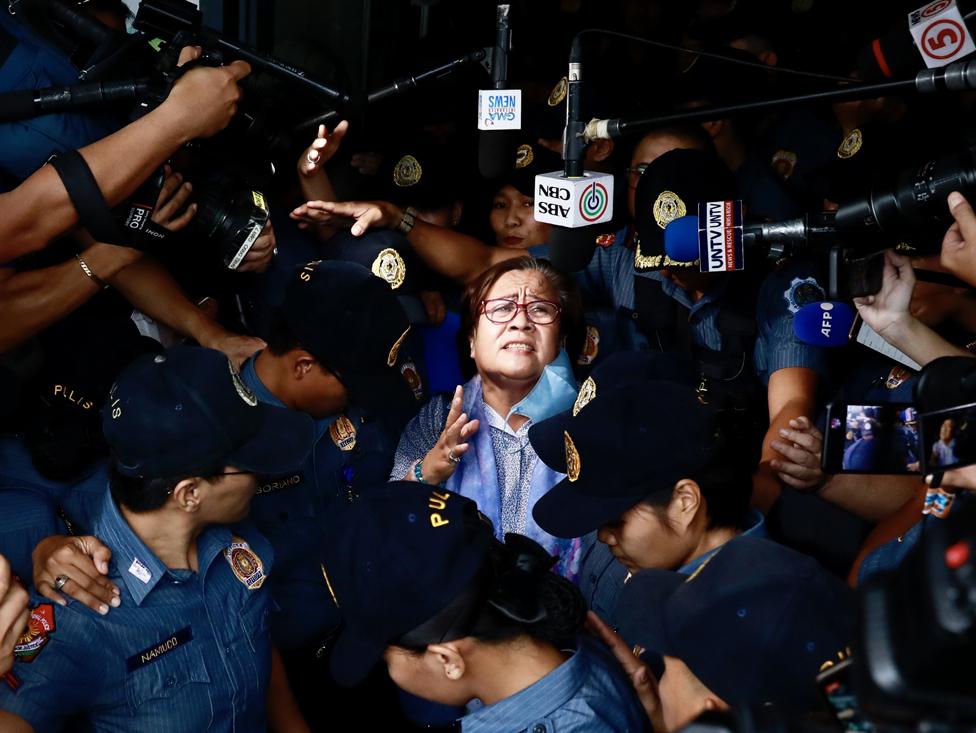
[126,627,193,672]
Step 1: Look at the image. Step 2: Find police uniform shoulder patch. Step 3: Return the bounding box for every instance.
[400,361,424,400]
[515,144,534,169]
[329,415,357,451]
[595,232,616,248]
[652,190,687,229]
[387,326,411,367]
[548,77,568,106]
[572,377,596,416]
[564,431,581,482]
[224,537,266,589]
[228,359,258,406]
[371,248,406,290]
[577,326,600,366]
[885,366,913,390]
[837,128,863,159]
[783,276,825,314]
[15,604,56,663]
[771,149,798,180]
[393,155,422,187]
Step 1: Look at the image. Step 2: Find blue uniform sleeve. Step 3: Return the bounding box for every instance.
[0,602,97,730]
[574,233,634,310]
[753,260,830,385]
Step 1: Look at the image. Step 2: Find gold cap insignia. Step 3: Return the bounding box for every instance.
[548,77,568,106]
[329,415,357,451]
[371,247,406,290]
[564,430,581,482]
[577,327,600,366]
[387,326,411,367]
[515,144,534,169]
[634,239,693,270]
[652,190,686,229]
[393,154,423,187]
[771,149,798,180]
[573,376,596,415]
[224,537,266,589]
[228,360,258,406]
[837,128,863,159]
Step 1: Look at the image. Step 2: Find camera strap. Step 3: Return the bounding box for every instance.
[49,150,124,244]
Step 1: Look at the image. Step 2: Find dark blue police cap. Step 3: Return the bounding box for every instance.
[320,481,494,687]
[102,345,315,479]
[634,147,738,270]
[279,260,419,414]
[530,362,718,539]
[614,536,856,711]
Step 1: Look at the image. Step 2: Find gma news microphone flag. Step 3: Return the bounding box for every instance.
[533,171,614,228]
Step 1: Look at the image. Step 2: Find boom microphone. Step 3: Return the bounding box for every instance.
[477,4,519,179]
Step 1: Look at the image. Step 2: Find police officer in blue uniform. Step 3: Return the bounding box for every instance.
[237,259,430,729]
[0,345,316,732]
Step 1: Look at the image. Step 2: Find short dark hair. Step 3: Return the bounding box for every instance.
[394,537,585,652]
[265,312,304,356]
[459,257,585,366]
[109,462,227,513]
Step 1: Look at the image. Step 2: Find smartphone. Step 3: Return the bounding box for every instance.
[829,249,885,300]
[918,401,976,476]
[822,403,921,475]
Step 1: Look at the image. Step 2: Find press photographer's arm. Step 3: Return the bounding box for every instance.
[0,53,250,263]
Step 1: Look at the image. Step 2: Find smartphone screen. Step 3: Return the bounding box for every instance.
[823,403,921,475]
[919,401,976,475]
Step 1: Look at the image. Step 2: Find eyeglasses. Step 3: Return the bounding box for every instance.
[479,298,562,325]
[217,470,255,477]
[626,163,650,178]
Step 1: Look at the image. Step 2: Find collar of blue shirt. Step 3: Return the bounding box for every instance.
[94,488,234,606]
[460,637,598,733]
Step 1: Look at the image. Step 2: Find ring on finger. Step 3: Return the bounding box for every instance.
[306,151,317,165]
[53,574,69,591]
[448,449,461,464]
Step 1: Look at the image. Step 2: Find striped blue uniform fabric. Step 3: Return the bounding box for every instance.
[460,636,649,732]
[0,489,274,732]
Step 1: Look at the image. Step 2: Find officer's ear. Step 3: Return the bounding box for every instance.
[587,137,614,164]
[701,120,725,139]
[667,479,702,532]
[171,477,203,514]
[427,642,467,681]
[292,350,318,380]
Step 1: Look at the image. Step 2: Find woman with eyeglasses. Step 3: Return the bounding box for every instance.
[390,258,586,580]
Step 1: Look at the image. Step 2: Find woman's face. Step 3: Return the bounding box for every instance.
[470,270,562,386]
[489,185,550,249]
[596,500,695,573]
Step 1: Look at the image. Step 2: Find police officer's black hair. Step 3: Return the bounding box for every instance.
[458,257,585,372]
[393,534,585,652]
[640,431,753,532]
[264,312,305,356]
[108,462,228,513]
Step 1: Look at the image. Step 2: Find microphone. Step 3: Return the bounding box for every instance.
[857,17,929,81]
[663,215,702,263]
[792,302,856,347]
[563,37,584,178]
[545,224,604,272]
[477,4,520,179]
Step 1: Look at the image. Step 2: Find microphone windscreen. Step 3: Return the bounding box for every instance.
[856,22,921,81]
[546,225,601,273]
[793,302,856,347]
[663,215,701,263]
[478,130,515,179]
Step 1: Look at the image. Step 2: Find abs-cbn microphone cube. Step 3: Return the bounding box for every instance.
[533,171,615,228]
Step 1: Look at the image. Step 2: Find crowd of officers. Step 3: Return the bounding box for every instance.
[2,0,976,731]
